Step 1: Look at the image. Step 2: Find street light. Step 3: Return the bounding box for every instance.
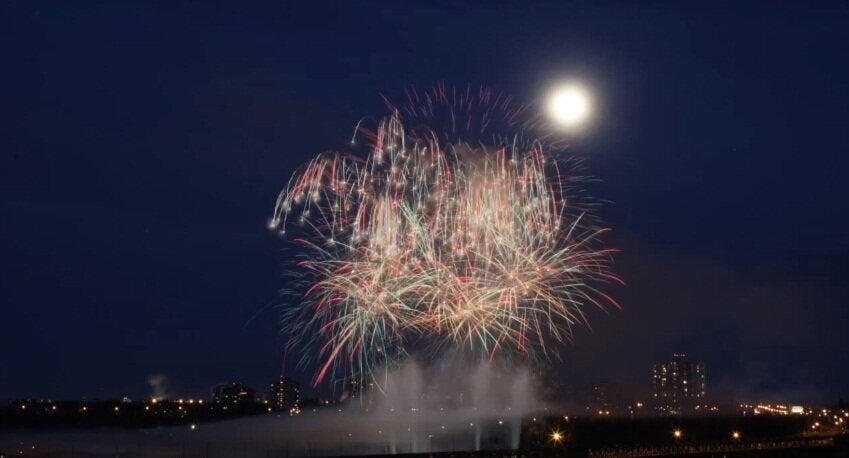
[550,430,564,444]
[673,429,682,439]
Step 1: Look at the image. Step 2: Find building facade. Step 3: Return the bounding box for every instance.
[653,353,706,415]
[271,376,300,412]
[213,382,261,413]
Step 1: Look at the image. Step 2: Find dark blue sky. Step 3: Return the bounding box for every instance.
[2,1,847,402]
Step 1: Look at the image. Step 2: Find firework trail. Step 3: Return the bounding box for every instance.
[270,84,621,387]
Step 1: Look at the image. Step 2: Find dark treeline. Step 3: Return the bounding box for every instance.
[0,399,270,429]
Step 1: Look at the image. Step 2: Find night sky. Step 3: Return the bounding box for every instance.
[2,2,848,403]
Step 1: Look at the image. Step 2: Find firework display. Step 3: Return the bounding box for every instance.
[270,85,620,385]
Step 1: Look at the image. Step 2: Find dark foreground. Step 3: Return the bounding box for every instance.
[1,415,846,457]
[1,440,846,457]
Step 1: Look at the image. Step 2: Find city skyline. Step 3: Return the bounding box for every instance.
[3,351,839,413]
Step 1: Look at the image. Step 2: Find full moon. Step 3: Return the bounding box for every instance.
[548,85,591,127]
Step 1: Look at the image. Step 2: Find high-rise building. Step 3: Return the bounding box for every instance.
[653,353,706,415]
[270,376,300,412]
[213,382,259,409]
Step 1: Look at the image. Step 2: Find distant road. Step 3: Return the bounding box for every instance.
[588,436,840,457]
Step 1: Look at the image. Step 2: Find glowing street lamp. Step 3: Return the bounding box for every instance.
[673,429,683,439]
[550,430,564,444]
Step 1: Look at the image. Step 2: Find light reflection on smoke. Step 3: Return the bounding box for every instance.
[0,362,543,456]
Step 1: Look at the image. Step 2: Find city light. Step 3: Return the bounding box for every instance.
[550,430,564,444]
[4,388,846,454]
[4,360,845,455]
[755,404,791,415]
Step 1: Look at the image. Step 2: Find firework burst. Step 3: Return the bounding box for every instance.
[270,85,621,386]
